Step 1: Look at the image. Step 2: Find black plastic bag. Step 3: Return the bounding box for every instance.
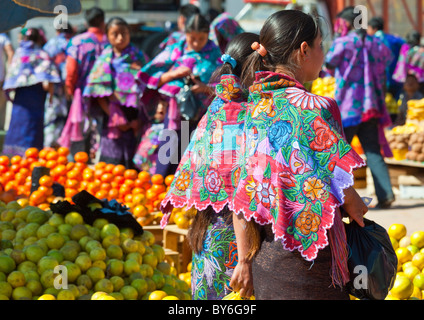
[176,79,201,121]
[344,218,398,300]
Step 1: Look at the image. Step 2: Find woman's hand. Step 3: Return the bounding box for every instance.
[342,186,368,227]
[229,260,254,299]
[190,75,213,95]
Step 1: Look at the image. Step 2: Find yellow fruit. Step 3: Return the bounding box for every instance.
[64,212,84,226]
[399,236,411,248]
[413,273,424,290]
[162,295,179,300]
[404,265,421,281]
[148,290,168,300]
[411,231,424,249]
[411,285,422,300]
[388,224,407,241]
[390,274,414,300]
[38,294,56,300]
[396,247,413,264]
[412,252,424,270]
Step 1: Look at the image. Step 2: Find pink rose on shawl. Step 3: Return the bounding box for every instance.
[117,72,135,91]
[21,56,30,63]
[204,168,223,194]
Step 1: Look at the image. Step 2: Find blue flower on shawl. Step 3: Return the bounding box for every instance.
[209,97,224,114]
[268,121,292,151]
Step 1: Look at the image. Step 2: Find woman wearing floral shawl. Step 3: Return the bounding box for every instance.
[209,12,244,54]
[230,11,368,300]
[160,33,260,300]
[2,28,60,156]
[138,14,222,177]
[83,18,149,168]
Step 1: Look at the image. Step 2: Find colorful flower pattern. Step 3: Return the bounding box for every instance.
[160,74,248,225]
[232,71,366,261]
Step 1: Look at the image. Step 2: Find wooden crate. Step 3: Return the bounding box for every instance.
[143,225,164,246]
[163,224,192,273]
[164,248,181,274]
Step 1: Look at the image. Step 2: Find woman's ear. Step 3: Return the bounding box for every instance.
[300,41,309,60]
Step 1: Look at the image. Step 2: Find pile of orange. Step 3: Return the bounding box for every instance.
[0,146,175,227]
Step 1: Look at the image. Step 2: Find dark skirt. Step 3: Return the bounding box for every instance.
[252,224,350,300]
[99,105,138,169]
[3,84,46,156]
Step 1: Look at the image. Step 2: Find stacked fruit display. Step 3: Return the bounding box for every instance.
[407,98,424,121]
[405,130,424,163]
[0,201,191,300]
[386,122,424,161]
[0,146,178,227]
[310,77,336,98]
[385,223,424,300]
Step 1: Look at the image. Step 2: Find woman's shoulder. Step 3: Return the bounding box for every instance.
[281,86,336,111]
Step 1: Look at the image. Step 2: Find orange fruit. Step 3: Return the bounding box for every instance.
[108,188,119,200]
[46,150,58,161]
[0,164,8,173]
[65,179,80,189]
[137,171,151,183]
[164,175,174,186]
[52,164,67,177]
[56,156,68,165]
[124,169,138,180]
[0,155,9,166]
[100,173,114,183]
[94,161,107,170]
[65,188,79,199]
[132,194,146,205]
[124,193,133,204]
[151,184,166,194]
[39,147,53,159]
[29,190,46,205]
[104,163,115,173]
[112,164,126,177]
[66,162,75,171]
[133,205,148,218]
[113,175,125,186]
[57,146,70,157]
[145,189,157,201]
[95,190,108,200]
[151,174,164,185]
[100,182,112,192]
[67,169,82,181]
[10,164,21,173]
[10,155,22,165]
[82,170,94,181]
[25,147,39,159]
[74,151,89,163]
[133,179,144,188]
[45,160,57,169]
[131,187,144,195]
[38,186,53,197]
[119,185,132,197]
[157,192,167,201]
[4,180,17,192]
[123,179,135,188]
[39,175,54,188]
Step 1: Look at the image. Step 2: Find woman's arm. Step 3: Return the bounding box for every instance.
[229,212,254,299]
[158,66,192,87]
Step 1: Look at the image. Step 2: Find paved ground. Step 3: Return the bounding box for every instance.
[356,188,424,235]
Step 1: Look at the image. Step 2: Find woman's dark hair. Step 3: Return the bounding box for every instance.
[369,17,384,31]
[106,17,130,34]
[185,14,210,34]
[23,28,41,43]
[85,7,105,28]
[187,206,261,260]
[210,32,259,86]
[406,30,421,47]
[179,4,200,19]
[241,10,322,85]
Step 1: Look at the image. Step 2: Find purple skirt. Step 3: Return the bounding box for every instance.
[3,84,46,156]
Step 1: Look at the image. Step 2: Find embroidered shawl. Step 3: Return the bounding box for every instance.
[3,40,60,97]
[83,44,149,108]
[160,74,247,226]
[209,12,244,53]
[231,72,366,285]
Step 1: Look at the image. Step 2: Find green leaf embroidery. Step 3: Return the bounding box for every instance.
[338,139,351,158]
[264,162,271,179]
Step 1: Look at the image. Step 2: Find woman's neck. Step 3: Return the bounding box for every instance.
[274,66,305,84]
